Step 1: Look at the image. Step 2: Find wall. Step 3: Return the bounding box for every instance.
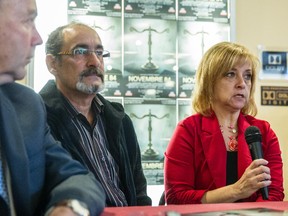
[235,0,288,200]
[31,0,67,91]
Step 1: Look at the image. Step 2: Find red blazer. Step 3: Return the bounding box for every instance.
[164,113,284,204]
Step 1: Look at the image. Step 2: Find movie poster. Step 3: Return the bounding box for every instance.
[66,0,232,186]
[178,21,230,98]
[123,18,177,99]
[124,0,176,20]
[124,99,176,185]
[178,0,229,23]
[178,99,192,122]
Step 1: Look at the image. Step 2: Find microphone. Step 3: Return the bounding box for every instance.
[244,126,269,200]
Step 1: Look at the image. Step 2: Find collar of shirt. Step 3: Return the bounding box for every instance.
[61,93,104,119]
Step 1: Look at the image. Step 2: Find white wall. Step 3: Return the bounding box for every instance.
[33,0,67,92]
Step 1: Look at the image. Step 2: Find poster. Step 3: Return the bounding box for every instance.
[124,0,176,20]
[178,99,192,122]
[68,0,122,17]
[178,21,229,98]
[124,99,176,185]
[123,18,177,98]
[67,0,232,185]
[178,0,229,23]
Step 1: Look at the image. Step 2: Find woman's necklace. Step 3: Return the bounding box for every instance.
[220,125,238,151]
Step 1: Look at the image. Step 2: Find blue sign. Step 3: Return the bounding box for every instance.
[262,51,287,74]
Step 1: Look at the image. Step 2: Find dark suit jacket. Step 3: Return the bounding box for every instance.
[0,82,105,216]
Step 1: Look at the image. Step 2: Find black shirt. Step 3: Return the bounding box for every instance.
[226,151,238,185]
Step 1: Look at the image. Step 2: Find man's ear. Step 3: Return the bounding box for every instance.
[46,54,57,75]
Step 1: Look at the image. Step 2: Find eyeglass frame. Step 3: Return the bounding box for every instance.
[56,47,110,59]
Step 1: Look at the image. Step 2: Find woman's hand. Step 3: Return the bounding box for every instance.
[232,158,271,200]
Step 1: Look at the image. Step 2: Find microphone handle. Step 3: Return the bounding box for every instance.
[249,141,263,160]
[249,141,269,200]
[261,186,269,200]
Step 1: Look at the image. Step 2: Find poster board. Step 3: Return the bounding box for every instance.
[67,0,232,186]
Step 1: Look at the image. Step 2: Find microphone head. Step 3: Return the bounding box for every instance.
[244,126,262,144]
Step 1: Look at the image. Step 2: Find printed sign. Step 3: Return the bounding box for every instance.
[261,86,288,106]
[262,51,287,75]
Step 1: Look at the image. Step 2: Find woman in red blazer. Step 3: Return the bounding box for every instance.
[164,42,284,204]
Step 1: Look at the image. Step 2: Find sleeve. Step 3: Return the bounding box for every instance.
[43,126,106,215]
[164,120,207,204]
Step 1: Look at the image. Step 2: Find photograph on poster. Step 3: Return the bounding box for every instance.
[178,99,192,122]
[123,18,177,98]
[178,21,230,98]
[124,100,176,185]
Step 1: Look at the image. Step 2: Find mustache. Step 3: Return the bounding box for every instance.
[80,67,104,81]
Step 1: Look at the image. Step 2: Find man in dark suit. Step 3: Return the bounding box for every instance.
[0,0,105,215]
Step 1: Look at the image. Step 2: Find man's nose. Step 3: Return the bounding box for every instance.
[32,26,43,46]
[86,52,102,68]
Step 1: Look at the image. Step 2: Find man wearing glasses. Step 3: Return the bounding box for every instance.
[39,22,152,207]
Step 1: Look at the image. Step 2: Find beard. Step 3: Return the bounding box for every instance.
[76,67,105,94]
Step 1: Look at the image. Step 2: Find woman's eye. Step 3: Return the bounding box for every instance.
[244,73,252,80]
[226,72,235,78]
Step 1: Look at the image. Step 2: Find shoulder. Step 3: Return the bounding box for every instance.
[180,113,208,127]
[174,114,203,136]
[243,114,272,134]
[39,80,63,109]
[244,114,270,127]
[1,82,39,98]
[182,113,200,122]
[0,82,44,110]
[0,83,46,132]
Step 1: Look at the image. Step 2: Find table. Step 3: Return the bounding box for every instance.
[101,201,288,216]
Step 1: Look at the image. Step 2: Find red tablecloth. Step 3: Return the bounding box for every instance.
[101,201,288,216]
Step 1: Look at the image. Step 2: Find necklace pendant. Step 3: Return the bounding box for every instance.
[228,136,238,151]
[228,125,237,134]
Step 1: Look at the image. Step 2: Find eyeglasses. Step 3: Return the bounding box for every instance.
[57,47,110,59]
